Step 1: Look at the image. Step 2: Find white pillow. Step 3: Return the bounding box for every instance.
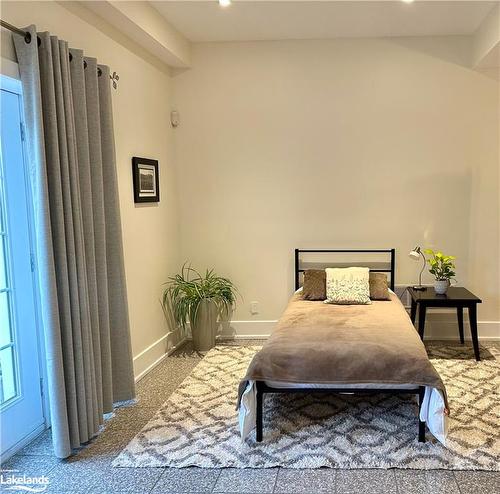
[325,267,371,305]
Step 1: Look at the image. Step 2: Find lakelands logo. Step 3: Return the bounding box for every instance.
[0,470,50,492]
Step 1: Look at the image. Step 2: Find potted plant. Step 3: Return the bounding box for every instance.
[424,249,456,294]
[162,264,238,351]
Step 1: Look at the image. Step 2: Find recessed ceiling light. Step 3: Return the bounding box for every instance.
[219,0,231,7]
[402,0,415,3]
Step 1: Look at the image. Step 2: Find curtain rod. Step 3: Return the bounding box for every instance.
[0,18,106,78]
[0,19,39,45]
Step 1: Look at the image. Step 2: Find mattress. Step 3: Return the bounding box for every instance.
[238,291,449,444]
[238,292,447,392]
[264,380,416,390]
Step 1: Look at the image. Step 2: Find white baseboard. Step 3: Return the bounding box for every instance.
[221,319,500,341]
[133,327,187,381]
[218,320,277,338]
[421,319,500,341]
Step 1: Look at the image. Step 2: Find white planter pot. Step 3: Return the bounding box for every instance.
[434,280,450,295]
[191,299,218,352]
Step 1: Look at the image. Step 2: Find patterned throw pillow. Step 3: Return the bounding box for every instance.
[302,270,326,300]
[325,267,371,305]
[369,272,390,300]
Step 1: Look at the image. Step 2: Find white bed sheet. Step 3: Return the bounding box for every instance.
[239,381,448,445]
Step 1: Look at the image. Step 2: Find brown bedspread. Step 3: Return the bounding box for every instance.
[239,293,447,407]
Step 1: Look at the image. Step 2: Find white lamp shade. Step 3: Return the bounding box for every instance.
[409,250,421,260]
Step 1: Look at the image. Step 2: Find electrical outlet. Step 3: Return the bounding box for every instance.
[250,301,259,315]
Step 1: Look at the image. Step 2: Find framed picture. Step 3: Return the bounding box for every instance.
[132,157,160,203]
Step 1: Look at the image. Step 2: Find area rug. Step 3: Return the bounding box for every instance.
[113,345,499,470]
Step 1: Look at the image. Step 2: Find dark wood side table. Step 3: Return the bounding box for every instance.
[408,287,482,361]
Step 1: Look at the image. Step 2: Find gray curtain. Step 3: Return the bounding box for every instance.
[13,26,135,458]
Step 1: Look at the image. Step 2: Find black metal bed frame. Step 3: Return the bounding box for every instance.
[294,248,396,291]
[255,248,427,443]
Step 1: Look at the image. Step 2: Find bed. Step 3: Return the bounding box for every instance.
[238,249,449,445]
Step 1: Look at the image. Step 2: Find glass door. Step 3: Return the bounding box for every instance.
[0,76,45,459]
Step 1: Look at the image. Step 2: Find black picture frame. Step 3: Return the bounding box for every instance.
[132,157,160,203]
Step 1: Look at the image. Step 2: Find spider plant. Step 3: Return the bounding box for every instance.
[162,264,238,332]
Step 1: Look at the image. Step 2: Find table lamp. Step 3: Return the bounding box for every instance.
[409,246,427,291]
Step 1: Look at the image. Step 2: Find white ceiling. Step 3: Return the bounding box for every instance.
[150,1,497,42]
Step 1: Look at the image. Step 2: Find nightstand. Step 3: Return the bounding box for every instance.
[408,287,482,361]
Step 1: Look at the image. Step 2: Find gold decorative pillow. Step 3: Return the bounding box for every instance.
[325,267,371,305]
[369,272,390,300]
[302,270,326,300]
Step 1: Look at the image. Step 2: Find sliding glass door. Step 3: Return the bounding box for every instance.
[0,76,45,459]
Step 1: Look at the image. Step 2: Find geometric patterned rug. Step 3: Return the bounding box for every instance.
[113,345,499,470]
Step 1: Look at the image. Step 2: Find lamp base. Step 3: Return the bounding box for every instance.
[412,285,427,291]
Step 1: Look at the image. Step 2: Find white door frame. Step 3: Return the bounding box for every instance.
[1,69,50,460]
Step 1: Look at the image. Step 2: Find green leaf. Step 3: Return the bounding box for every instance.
[424,248,457,281]
[161,262,239,329]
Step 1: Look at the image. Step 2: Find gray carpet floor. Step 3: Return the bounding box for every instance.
[2,340,499,494]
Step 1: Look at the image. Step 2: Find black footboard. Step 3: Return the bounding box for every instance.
[255,381,426,443]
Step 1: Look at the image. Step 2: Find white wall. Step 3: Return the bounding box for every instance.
[1,2,498,355]
[172,38,499,338]
[473,4,500,68]
[1,1,181,378]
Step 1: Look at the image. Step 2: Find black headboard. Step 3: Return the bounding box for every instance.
[294,249,396,291]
